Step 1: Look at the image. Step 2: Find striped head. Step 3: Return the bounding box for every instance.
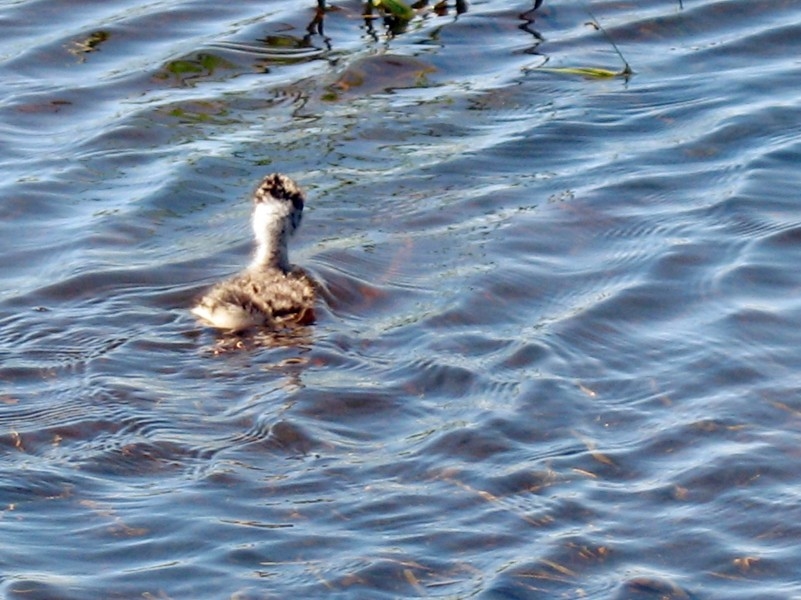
[252,173,305,238]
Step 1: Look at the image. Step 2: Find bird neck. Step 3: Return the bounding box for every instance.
[251,204,291,272]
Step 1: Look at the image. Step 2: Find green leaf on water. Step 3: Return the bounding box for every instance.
[373,0,415,21]
[537,66,630,79]
[168,60,203,74]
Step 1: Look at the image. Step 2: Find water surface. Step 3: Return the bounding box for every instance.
[1,0,801,598]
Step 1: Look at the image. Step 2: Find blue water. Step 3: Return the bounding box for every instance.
[2,0,801,597]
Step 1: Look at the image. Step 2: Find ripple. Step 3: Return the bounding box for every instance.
[1,0,801,597]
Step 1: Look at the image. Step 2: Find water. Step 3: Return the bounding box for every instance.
[1,0,801,597]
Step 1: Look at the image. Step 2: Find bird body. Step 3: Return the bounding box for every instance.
[191,174,315,331]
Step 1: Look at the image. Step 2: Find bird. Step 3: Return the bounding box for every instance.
[191,173,316,332]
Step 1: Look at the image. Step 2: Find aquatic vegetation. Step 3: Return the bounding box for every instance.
[68,30,109,61]
[155,53,237,86]
[323,54,436,101]
[309,0,632,80]
[582,9,634,76]
[373,0,415,21]
[534,65,630,79]
[528,7,634,80]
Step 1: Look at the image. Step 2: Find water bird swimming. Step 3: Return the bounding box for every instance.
[191,173,316,331]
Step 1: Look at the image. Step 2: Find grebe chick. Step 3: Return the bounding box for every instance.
[191,173,315,331]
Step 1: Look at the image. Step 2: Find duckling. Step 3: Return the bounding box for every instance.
[191,173,315,331]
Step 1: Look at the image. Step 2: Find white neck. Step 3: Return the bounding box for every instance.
[250,202,291,272]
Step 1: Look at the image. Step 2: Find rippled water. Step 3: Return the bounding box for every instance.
[2,0,801,597]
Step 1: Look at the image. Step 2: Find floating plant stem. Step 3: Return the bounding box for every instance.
[583,3,632,76]
[537,66,623,78]
[530,3,632,79]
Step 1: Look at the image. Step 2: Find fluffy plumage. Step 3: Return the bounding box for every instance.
[191,174,315,331]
